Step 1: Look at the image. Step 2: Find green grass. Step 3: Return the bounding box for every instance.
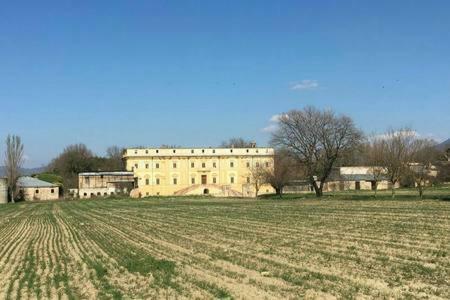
[0,186,448,298]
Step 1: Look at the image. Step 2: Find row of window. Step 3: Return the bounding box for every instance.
[133,161,270,170]
[134,148,267,155]
[142,176,239,185]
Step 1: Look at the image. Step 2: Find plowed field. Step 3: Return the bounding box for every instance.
[0,197,449,299]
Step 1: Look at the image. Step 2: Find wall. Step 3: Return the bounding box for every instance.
[124,147,275,197]
[21,187,59,201]
[0,178,7,204]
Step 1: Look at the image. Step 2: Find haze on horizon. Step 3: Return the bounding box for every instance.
[0,1,449,168]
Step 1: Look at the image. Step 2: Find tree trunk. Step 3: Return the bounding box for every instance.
[374,182,378,198]
[418,182,423,199]
[391,183,395,199]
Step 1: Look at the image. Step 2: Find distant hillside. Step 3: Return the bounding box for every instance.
[0,166,46,177]
[436,138,450,151]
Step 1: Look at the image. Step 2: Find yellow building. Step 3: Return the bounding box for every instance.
[123,147,275,197]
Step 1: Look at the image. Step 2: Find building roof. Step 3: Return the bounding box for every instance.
[79,171,134,176]
[17,177,59,188]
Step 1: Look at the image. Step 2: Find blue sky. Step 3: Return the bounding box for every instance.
[0,1,449,167]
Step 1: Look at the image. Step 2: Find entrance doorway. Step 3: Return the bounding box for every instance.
[201,175,207,184]
[203,188,209,195]
[355,181,361,190]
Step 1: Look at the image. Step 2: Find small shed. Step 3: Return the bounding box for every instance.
[17,177,59,201]
[0,178,7,204]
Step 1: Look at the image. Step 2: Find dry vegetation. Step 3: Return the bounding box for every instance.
[0,189,449,299]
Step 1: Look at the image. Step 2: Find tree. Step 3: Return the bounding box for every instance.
[4,135,24,203]
[365,138,387,197]
[248,163,268,198]
[220,138,254,148]
[264,149,297,197]
[47,144,95,188]
[408,139,440,199]
[271,106,363,197]
[378,128,417,198]
[106,146,125,170]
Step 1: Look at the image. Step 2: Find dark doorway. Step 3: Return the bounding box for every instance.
[203,188,209,195]
[201,175,207,184]
[355,181,361,190]
[371,181,377,190]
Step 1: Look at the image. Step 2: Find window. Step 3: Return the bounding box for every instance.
[191,149,194,154]
[230,177,235,184]
[173,178,177,185]
[51,189,55,194]
[145,164,149,169]
[202,162,206,168]
[156,149,159,153]
[84,193,87,196]
[145,179,150,185]
[230,162,234,167]
[213,162,217,168]
[134,163,138,169]
[230,149,233,153]
[134,150,138,154]
[145,150,149,154]
[212,149,216,153]
[246,162,250,168]
[146,192,149,196]
[173,149,176,153]
[155,163,159,169]
[202,149,205,153]
[173,162,177,168]
[85,177,90,185]
[191,162,195,168]
[247,177,250,184]
[35,189,39,194]
[256,150,259,153]
[246,149,249,153]
[191,178,195,184]
[213,177,217,184]
[156,178,160,185]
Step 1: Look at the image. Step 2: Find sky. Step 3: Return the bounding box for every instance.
[0,1,449,167]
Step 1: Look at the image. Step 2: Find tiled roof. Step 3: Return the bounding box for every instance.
[17,177,58,188]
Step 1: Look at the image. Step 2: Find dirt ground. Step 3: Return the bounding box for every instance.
[0,196,448,299]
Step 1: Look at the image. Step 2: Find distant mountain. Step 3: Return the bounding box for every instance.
[436,139,450,151]
[0,166,46,177]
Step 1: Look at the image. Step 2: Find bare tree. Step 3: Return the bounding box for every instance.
[221,137,254,148]
[264,149,298,197]
[365,138,387,197]
[271,106,363,197]
[248,163,268,198]
[378,128,417,198]
[408,139,440,199]
[4,135,25,203]
[106,146,125,170]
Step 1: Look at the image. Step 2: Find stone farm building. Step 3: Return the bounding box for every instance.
[17,176,59,201]
[322,166,396,192]
[78,172,134,199]
[123,147,275,197]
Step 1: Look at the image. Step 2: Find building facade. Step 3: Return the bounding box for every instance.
[123,147,275,197]
[17,177,59,201]
[0,178,7,204]
[78,172,134,199]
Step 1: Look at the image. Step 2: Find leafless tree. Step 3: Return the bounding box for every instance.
[408,139,440,199]
[221,137,254,148]
[264,149,298,197]
[378,128,417,198]
[248,163,268,198]
[271,106,363,197]
[4,135,24,203]
[106,146,125,170]
[365,138,387,197]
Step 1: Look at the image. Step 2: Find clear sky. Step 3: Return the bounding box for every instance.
[1,1,449,167]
